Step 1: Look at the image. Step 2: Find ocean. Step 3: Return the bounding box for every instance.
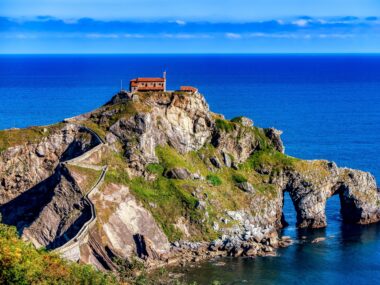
[1,55,380,284]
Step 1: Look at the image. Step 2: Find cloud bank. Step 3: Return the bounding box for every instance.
[0,15,379,53]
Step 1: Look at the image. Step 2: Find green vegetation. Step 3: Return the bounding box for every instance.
[251,127,272,151]
[156,145,209,176]
[96,138,292,242]
[128,177,201,241]
[230,116,244,123]
[146,163,164,175]
[80,99,152,139]
[66,164,102,194]
[232,173,248,184]
[242,149,298,175]
[0,223,117,285]
[215,119,235,133]
[0,222,212,285]
[206,174,222,186]
[105,168,130,186]
[0,123,64,154]
[80,120,107,141]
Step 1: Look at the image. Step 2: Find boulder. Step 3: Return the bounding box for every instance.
[239,117,254,127]
[165,168,192,180]
[222,152,232,168]
[237,182,255,193]
[264,128,284,153]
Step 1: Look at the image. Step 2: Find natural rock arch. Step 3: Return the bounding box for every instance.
[280,162,380,229]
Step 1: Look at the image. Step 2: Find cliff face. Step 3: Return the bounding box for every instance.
[1,90,379,271]
[0,124,97,248]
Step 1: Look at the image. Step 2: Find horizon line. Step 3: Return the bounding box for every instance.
[1,52,380,56]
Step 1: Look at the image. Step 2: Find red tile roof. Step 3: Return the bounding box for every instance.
[131,77,165,83]
[180,86,198,92]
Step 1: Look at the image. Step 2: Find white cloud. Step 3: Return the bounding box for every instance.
[123,33,145,38]
[175,20,186,25]
[225,32,241,39]
[318,33,355,39]
[85,33,119,39]
[162,33,211,39]
[292,19,309,27]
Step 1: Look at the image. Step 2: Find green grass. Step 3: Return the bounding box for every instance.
[232,173,248,183]
[80,120,108,141]
[230,116,245,123]
[146,163,165,175]
[206,174,222,186]
[215,119,235,133]
[128,177,201,241]
[155,145,209,176]
[0,123,64,154]
[251,127,273,151]
[104,169,130,186]
[66,165,102,194]
[242,149,298,175]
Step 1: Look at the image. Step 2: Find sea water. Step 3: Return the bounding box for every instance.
[1,55,380,284]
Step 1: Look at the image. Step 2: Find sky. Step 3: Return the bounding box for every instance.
[0,0,379,53]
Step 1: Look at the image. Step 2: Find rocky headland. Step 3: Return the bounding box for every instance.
[1,90,379,274]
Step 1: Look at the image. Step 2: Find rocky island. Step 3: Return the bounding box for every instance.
[1,89,380,281]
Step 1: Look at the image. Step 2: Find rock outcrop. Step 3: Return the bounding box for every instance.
[281,162,380,228]
[0,90,379,273]
[105,92,213,175]
[0,124,98,248]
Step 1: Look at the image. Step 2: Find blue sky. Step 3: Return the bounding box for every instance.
[1,0,379,53]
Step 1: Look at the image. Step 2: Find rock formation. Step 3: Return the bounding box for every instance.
[0,90,379,272]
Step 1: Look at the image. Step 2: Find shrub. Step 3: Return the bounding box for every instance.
[206,175,222,186]
[215,119,235,133]
[230,116,244,123]
[146,163,164,175]
[232,173,248,183]
[0,223,117,285]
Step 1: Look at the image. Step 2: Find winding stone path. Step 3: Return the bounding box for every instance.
[52,125,107,261]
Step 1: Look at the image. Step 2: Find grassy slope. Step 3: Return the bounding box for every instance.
[66,164,102,194]
[0,123,64,153]
[0,93,334,284]
[102,143,298,242]
[77,95,304,242]
[0,223,117,285]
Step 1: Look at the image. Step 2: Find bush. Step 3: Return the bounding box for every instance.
[0,223,117,285]
[232,173,248,183]
[146,163,164,175]
[230,116,244,123]
[215,119,235,133]
[105,169,129,185]
[206,175,222,186]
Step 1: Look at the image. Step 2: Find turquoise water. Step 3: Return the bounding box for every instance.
[1,55,380,284]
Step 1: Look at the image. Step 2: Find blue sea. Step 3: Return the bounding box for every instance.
[1,55,380,284]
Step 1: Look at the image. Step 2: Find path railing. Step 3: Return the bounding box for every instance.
[52,124,108,260]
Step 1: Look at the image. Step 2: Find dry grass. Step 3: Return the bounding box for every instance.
[66,164,102,194]
[0,123,64,153]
